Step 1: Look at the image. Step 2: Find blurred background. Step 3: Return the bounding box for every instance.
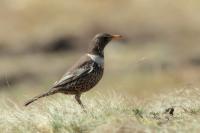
[0,0,200,103]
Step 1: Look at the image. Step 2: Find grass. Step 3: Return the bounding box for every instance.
[1,88,200,133]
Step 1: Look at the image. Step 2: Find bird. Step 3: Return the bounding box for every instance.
[24,33,123,108]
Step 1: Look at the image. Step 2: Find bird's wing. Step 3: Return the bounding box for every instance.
[53,62,94,88]
[53,67,93,88]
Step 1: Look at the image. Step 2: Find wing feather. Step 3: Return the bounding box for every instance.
[53,63,94,88]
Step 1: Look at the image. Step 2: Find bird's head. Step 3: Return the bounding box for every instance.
[88,33,123,57]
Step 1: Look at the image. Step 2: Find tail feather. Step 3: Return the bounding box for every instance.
[24,91,52,106]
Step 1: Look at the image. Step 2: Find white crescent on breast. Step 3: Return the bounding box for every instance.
[87,54,104,66]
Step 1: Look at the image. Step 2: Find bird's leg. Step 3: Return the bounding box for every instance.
[75,94,85,109]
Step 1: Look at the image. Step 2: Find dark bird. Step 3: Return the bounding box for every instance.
[24,33,123,108]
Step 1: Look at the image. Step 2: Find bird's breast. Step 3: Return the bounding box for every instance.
[81,63,104,92]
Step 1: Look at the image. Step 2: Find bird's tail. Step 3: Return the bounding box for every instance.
[24,91,54,106]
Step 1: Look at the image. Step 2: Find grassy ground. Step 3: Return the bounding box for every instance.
[1,87,200,133]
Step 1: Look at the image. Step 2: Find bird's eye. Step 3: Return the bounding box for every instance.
[103,37,109,40]
[104,36,110,39]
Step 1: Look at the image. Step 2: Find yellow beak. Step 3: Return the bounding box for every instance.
[111,35,123,40]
